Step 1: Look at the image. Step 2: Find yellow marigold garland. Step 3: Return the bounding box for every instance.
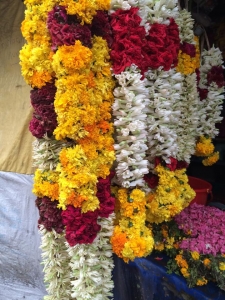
[20,0,58,87]
[56,145,99,211]
[111,188,154,262]
[146,165,196,224]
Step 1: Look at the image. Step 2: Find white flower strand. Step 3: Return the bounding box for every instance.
[33,135,74,171]
[66,215,115,300]
[198,47,224,138]
[175,9,195,43]
[145,68,182,170]
[112,65,149,188]
[109,0,179,33]
[40,226,73,300]
[176,73,200,162]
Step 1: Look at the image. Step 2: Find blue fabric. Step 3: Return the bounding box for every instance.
[113,254,225,300]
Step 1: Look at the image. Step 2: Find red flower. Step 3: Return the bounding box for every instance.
[61,206,101,246]
[207,66,225,88]
[144,173,159,189]
[180,42,196,57]
[91,10,113,47]
[198,87,208,101]
[166,157,178,171]
[155,157,162,167]
[47,6,92,49]
[97,175,115,218]
[176,161,189,169]
[36,197,64,233]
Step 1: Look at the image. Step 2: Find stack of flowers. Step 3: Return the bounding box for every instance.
[151,203,225,290]
[19,0,225,297]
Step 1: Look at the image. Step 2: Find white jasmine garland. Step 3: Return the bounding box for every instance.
[176,73,201,162]
[175,9,195,43]
[145,68,182,170]
[33,135,74,171]
[67,215,115,300]
[198,47,224,138]
[112,65,149,188]
[40,226,73,300]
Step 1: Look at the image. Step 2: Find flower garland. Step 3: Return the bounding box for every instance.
[195,46,225,165]
[20,0,117,298]
[145,164,195,224]
[197,47,224,137]
[112,65,149,188]
[66,215,115,299]
[145,68,182,169]
[169,9,201,163]
[111,188,154,262]
[40,226,73,300]
[109,0,196,261]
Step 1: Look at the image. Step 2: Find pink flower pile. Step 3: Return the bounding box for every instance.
[175,203,225,256]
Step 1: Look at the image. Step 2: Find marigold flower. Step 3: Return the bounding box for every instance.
[203,258,211,266]
[219,262,225,271]
[196,277,208,286]
[191,251,200,260]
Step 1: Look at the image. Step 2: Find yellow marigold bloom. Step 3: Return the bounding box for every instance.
[195,136,215,157]
[196,277,208,286]
[180,267,190,278]
[155,243,165,251]
[33,169,59,200]
[202,152,219,166]
[191,251,200,260]
[203,258,211,266]
[19,43,53,87]
[219,262,225,271]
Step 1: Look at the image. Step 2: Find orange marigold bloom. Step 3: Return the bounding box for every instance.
[203,258,211,267]
[30,70,52,88]
[197,277,208,286]
[67,191,87,207]
[111,226,128,258]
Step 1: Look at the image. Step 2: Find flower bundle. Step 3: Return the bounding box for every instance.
[111,188,154,262]
[20,0,116,298]
[145,163,195,224]
[151,204,225,290]
[175,203,225,255]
